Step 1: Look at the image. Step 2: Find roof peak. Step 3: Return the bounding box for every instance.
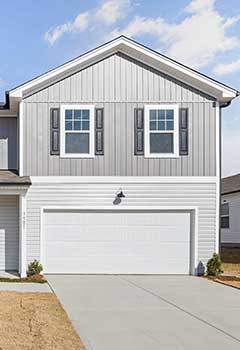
[7,36,239,102]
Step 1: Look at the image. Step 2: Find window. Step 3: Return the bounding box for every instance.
[144,105,179,158]
[221,203,229,229]
[60,105,94,158]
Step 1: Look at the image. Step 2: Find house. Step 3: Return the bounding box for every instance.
[221,174,240,246]
[0,36,238,277]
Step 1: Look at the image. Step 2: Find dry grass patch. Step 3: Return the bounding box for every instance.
[0,292,85,350]
[223,263,240,277]
[206,275,240,290]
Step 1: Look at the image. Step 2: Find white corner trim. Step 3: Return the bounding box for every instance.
[0,188,28,195]
[144,104,179,158]
[30,176,218,185]
[39,205,199,275]
[215,102,220,253]
[19,101,24,176]
[19,193,27,278]
[60,104,95,158]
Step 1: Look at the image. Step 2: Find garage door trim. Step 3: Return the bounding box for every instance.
[40,205,198,275]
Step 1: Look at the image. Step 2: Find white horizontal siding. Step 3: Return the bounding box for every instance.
[26,181,217,268]
[0,196,19,270]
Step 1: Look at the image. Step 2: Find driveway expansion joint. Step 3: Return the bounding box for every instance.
[119,276,240,344]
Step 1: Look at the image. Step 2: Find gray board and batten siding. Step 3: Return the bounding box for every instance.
[0,117,18,170]
[0,195,19,270]
[22,53,217,177]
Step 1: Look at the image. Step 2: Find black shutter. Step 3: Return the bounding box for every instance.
[95,108,104,155]
[179,108,188,156]
[134,108,144,155]
[50,108,60,155]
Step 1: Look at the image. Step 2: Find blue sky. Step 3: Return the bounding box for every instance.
[0,0,239,176]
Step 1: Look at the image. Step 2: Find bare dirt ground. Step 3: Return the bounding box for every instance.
[0,292,85,350]
[221,246,240,263]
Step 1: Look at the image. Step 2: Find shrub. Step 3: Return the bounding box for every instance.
[206,253,223,276]
[27,260,43,277]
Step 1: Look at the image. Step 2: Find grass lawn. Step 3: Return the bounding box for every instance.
[0,292,85,350]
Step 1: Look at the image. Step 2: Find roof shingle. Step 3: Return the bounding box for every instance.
[221,174,240,195]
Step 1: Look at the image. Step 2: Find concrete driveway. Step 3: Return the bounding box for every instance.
[47,275,240,350]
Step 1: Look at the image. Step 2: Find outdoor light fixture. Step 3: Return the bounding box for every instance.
[113,188,126,205]
[117,190,125,198]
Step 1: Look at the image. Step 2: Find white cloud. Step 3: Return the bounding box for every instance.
[185,0,214,13]
[96,0,131,25]
[44,12,89,45]
[108,0,240,69]
[214,59,240,76]
[44,0,240,81]
[44,0,132,45]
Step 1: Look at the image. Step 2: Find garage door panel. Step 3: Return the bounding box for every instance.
[45,258,189,274]
[45,241,189,258]
[45,228,189,242]
[43,210,191,274]
[45,225,189,243]
[44,212,189,226]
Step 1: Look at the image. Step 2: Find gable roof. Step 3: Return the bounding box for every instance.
[9,36,239,102]
[222,174,240,195]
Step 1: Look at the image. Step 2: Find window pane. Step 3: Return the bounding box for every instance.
[82,110,90,120]
[65,110,72,120]
[65,120,72,130]
[150,133,173,153]
[65,133,89,154]
[158,110,165,120]
[82,121,90,130]
[74,110,81,120]
[166,121,174,130]
[150,121,157,130]
[166,110,174,120]
[150,110,156,120]
[221,216,229,229]
[74,121,81,130]
[221,203,229,216]
[158,121,165,130]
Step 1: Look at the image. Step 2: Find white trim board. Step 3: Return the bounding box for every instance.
[0,188,28,195]
[31,176,218,184]
[215,102,220,253]
[9,37,238,102]
[19,101,23,176]
[40,205,198,275]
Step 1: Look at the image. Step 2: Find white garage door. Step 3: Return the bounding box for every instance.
[43,210,191,274]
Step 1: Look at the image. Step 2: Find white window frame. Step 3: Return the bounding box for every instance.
[221,202,230,229]
[60,104,95,158]
[144,104,179,158]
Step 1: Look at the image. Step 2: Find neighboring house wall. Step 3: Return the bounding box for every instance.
[222,192,240,244]
[26,179,217,267]
[22,53,216,176]
[0,118,18,170]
